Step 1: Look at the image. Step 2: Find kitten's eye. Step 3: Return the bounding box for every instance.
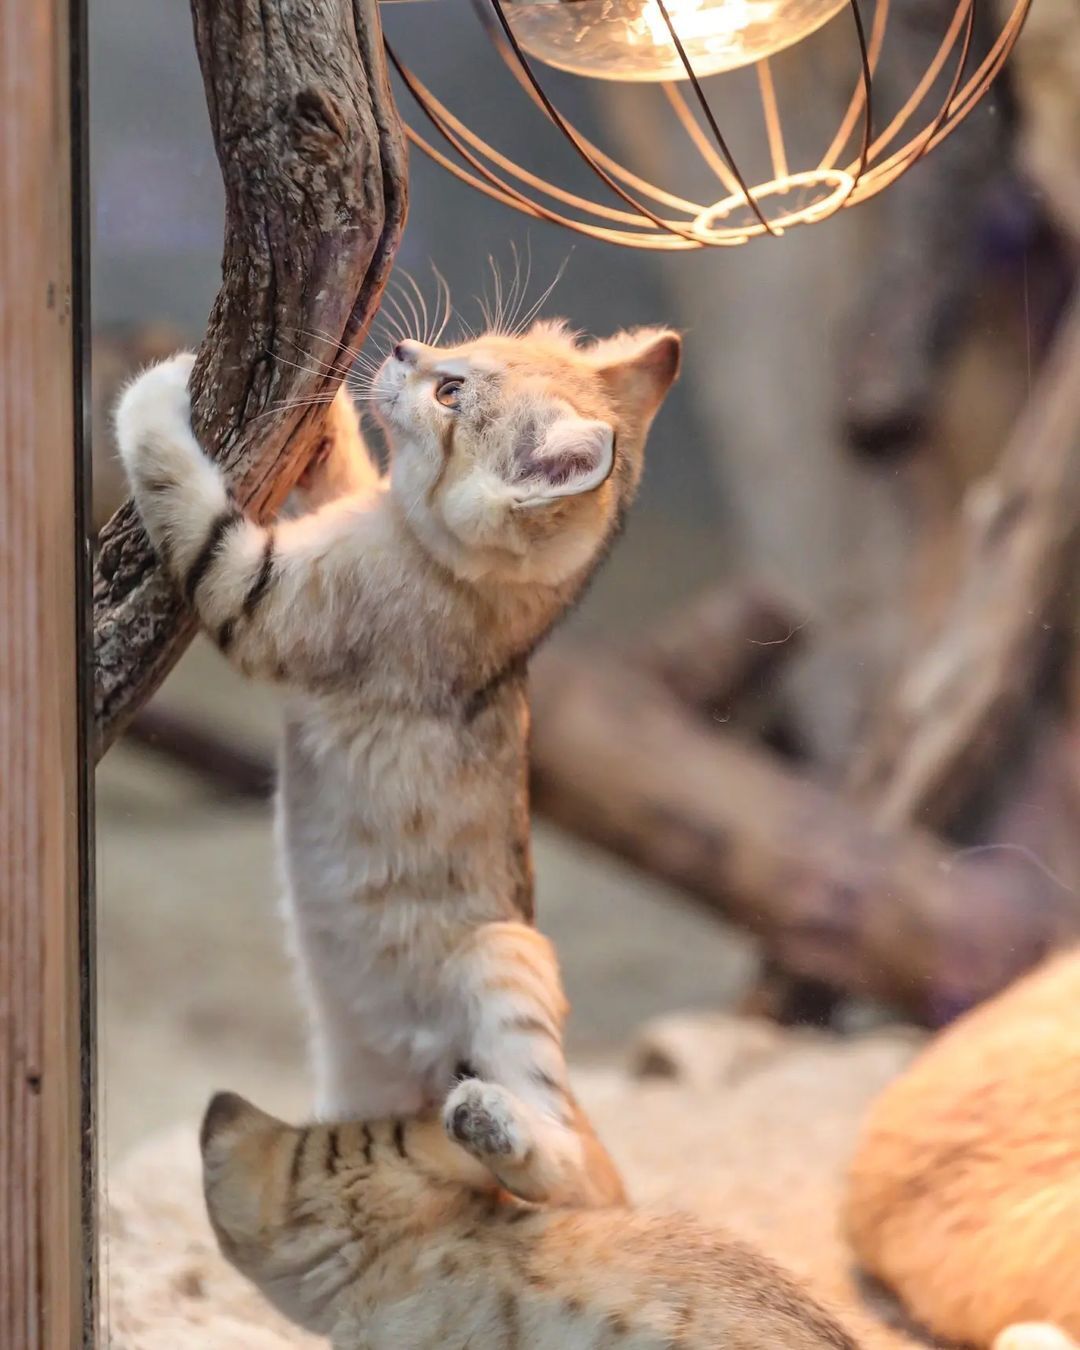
[434,377,463,409]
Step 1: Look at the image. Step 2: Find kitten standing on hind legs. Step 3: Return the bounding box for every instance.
[117,318,681,1209]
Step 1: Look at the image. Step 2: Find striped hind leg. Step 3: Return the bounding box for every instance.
[442,921,625,1208]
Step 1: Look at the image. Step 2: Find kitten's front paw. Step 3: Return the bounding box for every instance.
[114,353,227,548]
[443,1080,530,1164]
[115,352,197,473]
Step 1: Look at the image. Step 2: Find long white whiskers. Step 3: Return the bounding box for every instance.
[429,262,453,347]
[505,238,533,335]
[379,288,413,343]
[271,339,341,381]
[401,269,432,344]
[286,325,383,371]
[489,255,505,334]
[390,275,423,340]
[510,251,571,336]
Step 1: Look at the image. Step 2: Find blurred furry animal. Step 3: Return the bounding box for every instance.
[117,317,681,1208]
[201,1088,861,1350]
[846,949,1080,1348]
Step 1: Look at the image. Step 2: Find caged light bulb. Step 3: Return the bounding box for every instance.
[379,0,1034,246]
[499,0,852,81]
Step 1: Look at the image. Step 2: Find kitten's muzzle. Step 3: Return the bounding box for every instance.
[393,340,420,368]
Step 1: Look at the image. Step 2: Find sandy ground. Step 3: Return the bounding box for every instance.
[103,1016,924,1349]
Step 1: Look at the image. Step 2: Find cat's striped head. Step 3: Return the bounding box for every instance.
[200,1092,496,1337]
[200,1092,358,1334]
[372,321,680,585]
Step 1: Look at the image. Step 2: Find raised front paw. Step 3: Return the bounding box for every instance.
[442,1079,531,1165]
[115,351,197,478]
[288,386,380,513]
[114,353,228,552]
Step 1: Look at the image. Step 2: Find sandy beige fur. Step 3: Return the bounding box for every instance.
[117,319,680,1209]
[201,1089,862,1350]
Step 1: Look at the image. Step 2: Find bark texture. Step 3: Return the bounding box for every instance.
[93,0,407,756]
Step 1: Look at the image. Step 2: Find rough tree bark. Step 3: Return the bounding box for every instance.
[93,0,406,757]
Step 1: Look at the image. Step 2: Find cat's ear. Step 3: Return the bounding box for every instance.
[200,1091,283,1154]
[592,328,681,422]
[514,415,615,505]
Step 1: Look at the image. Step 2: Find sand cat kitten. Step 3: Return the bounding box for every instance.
[201,1089,861,1350]
[117,321,680,1208]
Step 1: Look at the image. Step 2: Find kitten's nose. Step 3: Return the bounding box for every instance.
[393,340,420,367]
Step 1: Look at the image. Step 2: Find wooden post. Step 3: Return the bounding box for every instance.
[0,0,93,1341]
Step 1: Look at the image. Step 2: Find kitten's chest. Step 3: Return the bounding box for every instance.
[283,701,501,840]
[305,895,468,1072]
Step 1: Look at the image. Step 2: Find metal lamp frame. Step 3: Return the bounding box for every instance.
[384,0,1032,247]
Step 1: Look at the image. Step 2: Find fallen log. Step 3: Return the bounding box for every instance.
[529,648,1078,1024]
[121,579,803,790]
[123,706,275,800]
[639,584,805,722]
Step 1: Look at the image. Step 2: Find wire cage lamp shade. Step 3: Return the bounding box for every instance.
[381,0,1033,248]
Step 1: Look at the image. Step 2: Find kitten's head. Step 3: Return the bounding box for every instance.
[200,1093,492,1336]
[372,321,680,584]
[200,1092,353,1334]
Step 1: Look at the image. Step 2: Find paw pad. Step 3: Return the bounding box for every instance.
[443,1081,519,1158]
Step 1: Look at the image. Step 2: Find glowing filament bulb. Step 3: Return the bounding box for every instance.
[502,0,851,81]
[638,0,747,47]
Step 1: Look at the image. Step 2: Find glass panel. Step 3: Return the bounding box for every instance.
[90,2,1075,1346]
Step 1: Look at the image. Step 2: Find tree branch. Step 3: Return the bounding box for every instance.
[529,649,1075,1024]
[639,584,805,720]
[838,0,1013,457]
[93,0,406,757]
[847,287,1080,830]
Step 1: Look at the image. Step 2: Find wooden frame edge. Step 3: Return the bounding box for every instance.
[0,0,95,1340]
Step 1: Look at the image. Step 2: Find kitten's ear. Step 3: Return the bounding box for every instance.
[515,415,615,505]
[201,1091,283,1154]
[593,328,681,422]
